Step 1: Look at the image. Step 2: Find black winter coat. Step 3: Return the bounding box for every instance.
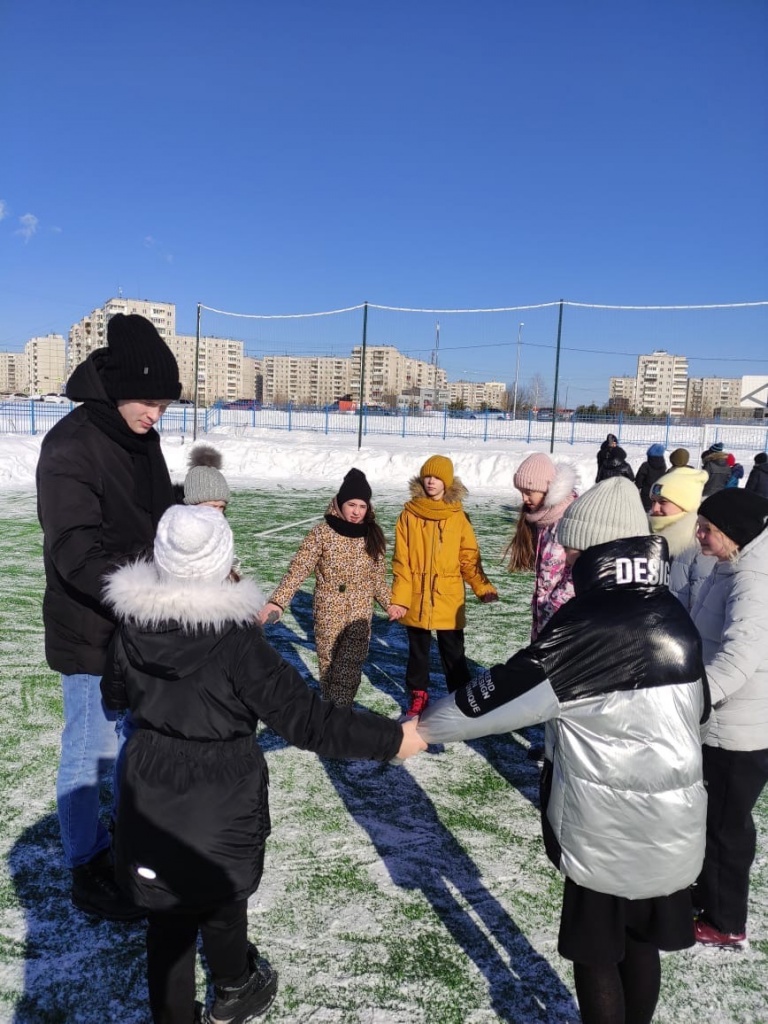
[101,562,402,911]
[595,447,635,484]
[36,355,174,675]
[635,455,667,510]
[745,462,768,498]
[701,453,731,497]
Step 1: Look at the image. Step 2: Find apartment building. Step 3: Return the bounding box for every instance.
[68,297,175,375]
[242,356,262,403]
[0,351,28,394]
[26,334,67,394]
[262,355,351,406]
[685,377,741,418]
[447,380,507,409]
[608,376,636,410]
[172,335,246,406]
[349,346,447,406]
[635,351,688,416]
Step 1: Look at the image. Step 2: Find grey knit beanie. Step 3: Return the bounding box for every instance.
[184,445,230,506]
[558,477,650,551]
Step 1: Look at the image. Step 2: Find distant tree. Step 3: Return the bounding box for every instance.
[449,398,466,411]
[576,403,601,416]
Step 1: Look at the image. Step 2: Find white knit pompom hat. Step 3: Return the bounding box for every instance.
[154,504,234,583]
[558,477,650,552]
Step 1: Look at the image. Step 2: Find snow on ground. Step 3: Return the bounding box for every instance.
[0,422,762,496]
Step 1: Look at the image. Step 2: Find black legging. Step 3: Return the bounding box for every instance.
[573,935,661,1024]
[146,899,250,1024]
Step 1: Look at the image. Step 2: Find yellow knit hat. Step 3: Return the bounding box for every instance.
[420,455,454,488]
[649,467,708,513]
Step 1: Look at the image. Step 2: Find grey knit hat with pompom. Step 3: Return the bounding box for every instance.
[183,445,230,506]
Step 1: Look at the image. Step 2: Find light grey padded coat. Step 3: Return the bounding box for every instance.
[690,526,768,751]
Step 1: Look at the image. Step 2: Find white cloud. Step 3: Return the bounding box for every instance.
[16,213,39,242]
[0,200,8,221]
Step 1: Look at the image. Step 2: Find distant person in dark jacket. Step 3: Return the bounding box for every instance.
[702,443,732,497]
[595,433,618,481]
[596,445,635,483]
[102,504,426,1024]
[635,444,667,510]
[745,452,768,498]
[36,313,181,921]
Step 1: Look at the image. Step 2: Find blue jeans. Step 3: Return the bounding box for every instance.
[57,673,129,869]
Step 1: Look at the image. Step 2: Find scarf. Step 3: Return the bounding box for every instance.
[649,510,697,558]
[404,497,463,522]
[324,514,368,539]
[85,400,174,527]
[525,492,575,531]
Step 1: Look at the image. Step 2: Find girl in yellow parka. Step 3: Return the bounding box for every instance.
[390,455,498,717]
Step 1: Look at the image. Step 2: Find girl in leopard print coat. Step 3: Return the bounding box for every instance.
[259,469,404,705]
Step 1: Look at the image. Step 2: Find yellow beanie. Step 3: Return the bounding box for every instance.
[649,467,709,513]
[420,455,454,488]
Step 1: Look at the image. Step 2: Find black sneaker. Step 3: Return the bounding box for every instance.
[204,944,278,1023]
[71,851,145,922]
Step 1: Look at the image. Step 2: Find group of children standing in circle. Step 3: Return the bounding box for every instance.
[107,439,768,1024]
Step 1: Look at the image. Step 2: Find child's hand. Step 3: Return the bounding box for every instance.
[387,604,408,621]
[480,591,499,604]
[397,717,428,760]
[258,602,282,625]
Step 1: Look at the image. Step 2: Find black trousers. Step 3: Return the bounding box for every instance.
[405,626,471,694]
[146,898,250,1024]
[696,744,768,934]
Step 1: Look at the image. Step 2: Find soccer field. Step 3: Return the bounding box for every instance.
[0,489,766,1023]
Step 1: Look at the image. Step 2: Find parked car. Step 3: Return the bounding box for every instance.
[41,393,69,404]
[222,399,261,410]
[3,393,30,401]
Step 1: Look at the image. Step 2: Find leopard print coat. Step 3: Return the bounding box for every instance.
[269,507,392,705]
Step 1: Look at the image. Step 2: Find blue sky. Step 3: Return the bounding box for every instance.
[1,0,766,404]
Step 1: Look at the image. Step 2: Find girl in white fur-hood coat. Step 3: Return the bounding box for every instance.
[507,454,578,641]
[100,504,424,1024]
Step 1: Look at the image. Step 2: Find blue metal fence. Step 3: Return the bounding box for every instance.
[2,400,767,455]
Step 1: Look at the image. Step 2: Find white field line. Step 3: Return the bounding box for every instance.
[254,515,322,537]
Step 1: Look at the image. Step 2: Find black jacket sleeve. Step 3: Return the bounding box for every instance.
[231,628,402,762]
[100,633,129,711]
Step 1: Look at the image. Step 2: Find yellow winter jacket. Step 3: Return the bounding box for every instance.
[391,477,497,630]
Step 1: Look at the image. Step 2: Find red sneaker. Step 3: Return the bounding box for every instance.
[405,690,429,718]
[694,919,747,949]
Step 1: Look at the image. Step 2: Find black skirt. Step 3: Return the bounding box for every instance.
[558,878,695,964]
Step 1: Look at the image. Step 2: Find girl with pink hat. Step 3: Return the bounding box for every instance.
[507,453,578,641]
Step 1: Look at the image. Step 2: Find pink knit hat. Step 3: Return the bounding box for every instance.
[513,453,556,492]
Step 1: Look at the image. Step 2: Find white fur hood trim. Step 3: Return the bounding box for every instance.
[103,560,265,631]
[545,461,578,508]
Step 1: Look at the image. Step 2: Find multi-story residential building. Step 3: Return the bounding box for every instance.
[262,355,350,406]
[738,376,768,415]
[0,351,29,394]
[635,351,688,416]
[349,346,447,406]
[241,356,262,403]
[447,380,507,409]
[172,335,246,406]
[68,297,175,375]
[608,376,637,411]
[26,334,67,394]
[685,377,742,418]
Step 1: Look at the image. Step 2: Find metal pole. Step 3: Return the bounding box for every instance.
[357,302,368,451]
[549,301,564,454]
[193,303,202,441]
[512,322,523,421]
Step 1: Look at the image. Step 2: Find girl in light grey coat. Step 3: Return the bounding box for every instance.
[690,488,768,947]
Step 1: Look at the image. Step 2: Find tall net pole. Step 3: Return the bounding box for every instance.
[357,302,368,450]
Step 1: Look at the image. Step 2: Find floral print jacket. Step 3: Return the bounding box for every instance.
[531,523,574,641]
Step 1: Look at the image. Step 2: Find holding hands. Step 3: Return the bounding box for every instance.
[397,717,428,760]
[259,602,283,625]
[387,604,408,621]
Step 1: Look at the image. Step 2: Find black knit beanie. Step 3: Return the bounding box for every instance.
[337,468,372,507]
[698,489,768,550]
[101,314,181,400]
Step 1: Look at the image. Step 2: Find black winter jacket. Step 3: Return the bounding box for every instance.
[36,355,174,675]
[635,455,667,510]
[745,461,768,499]
[702,453,731,497]
[595,447,635,484]
[101,562,402,910]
